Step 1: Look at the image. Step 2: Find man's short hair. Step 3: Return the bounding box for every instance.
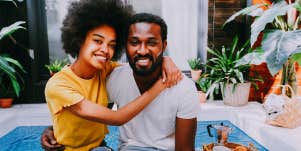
[61,0,133,60]
[126,13,167,41]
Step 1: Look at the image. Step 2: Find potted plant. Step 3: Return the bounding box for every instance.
[196,76,211,103]
[0,0,26,108]
[45,59,67,76]
[187,58,203,81]
[224,0,301,97]
[206,35,259,106]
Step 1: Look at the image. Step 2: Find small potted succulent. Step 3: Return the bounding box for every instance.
[188,58,203,81]
[196,77,211,103]
[45,59,68,76]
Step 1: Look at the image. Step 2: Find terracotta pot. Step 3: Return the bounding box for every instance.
[191,70,202,82]
[198,91,206,103]
[0,98,14,108]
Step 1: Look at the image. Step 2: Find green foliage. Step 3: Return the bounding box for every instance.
[0,0,17,7]
[205,35,253,98]
[45,59,68,73]
[224,0,301,76]
[196,76,211,93]
[0,21,25,40]
[0,55,26,98]
[0,0,26,98]
[187,58,203,70]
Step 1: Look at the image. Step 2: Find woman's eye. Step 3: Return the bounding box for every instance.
[109,44,116,49]
[94,39,103,44]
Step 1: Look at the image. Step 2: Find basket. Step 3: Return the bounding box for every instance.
[264,85,301,129]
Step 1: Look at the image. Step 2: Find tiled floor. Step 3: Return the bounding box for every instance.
[0,104,51,137]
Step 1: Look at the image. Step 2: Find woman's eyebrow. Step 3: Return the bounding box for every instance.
[92,34,104,38]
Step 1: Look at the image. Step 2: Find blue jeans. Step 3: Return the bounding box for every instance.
[121,146,164,151]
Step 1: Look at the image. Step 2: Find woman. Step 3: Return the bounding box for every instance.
[43,0,182,150]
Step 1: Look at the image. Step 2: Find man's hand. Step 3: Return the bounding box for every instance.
[162,56,183,88]
[40,126,64,151]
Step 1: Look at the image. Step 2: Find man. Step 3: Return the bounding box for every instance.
[107,13,199,151]
[42,13,199,151]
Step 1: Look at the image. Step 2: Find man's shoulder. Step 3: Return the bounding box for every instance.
[107,64,132,81]
[111,64,132,75]
[170,75,197,92]
[107,64,132,87]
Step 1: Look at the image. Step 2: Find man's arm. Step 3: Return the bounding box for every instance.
[175,117,197,151]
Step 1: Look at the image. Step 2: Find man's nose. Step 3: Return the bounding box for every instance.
[137,44,149,55]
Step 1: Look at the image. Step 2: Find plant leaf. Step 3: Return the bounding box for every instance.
[291,52,301,65]
[251,1,291,46]
[294,3,301,12]
[262,30,301,75]
[235,51,265,66]
[0,56,16,78]
[223,4,265,27]
[9,75,20,97]
[0,0,17,7]
[0,21,26,40]
[4,56,25,73]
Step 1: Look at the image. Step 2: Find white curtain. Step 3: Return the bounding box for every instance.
[161,0,199,70]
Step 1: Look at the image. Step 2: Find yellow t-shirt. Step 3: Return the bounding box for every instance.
[45,62,119,151]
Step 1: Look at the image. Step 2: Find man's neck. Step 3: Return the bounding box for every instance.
[133,67,161,94]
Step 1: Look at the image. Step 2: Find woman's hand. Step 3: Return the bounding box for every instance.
[40,126,65,151]
[152,77,167,92]
[162,56,183,88]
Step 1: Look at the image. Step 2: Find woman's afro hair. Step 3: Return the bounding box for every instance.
[61,0,133,60]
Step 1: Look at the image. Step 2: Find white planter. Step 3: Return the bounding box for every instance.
[223,83,251,106]
[190,69,202,82]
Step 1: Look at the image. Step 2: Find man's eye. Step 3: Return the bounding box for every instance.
[148,41,157,46]
[130,40,139,46]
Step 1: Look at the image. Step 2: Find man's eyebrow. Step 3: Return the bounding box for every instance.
[92,34,104,38]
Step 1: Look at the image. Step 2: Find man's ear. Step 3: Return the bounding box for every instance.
[162,40,167,52]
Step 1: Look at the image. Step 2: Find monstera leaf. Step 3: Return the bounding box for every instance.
[262,30,301,75]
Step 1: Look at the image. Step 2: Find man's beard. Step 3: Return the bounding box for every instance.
[128,52,163,76]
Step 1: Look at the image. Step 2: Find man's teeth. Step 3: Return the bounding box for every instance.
[137,59,149,63]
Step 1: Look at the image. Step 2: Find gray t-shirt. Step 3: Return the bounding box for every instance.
[106,65,199,150]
